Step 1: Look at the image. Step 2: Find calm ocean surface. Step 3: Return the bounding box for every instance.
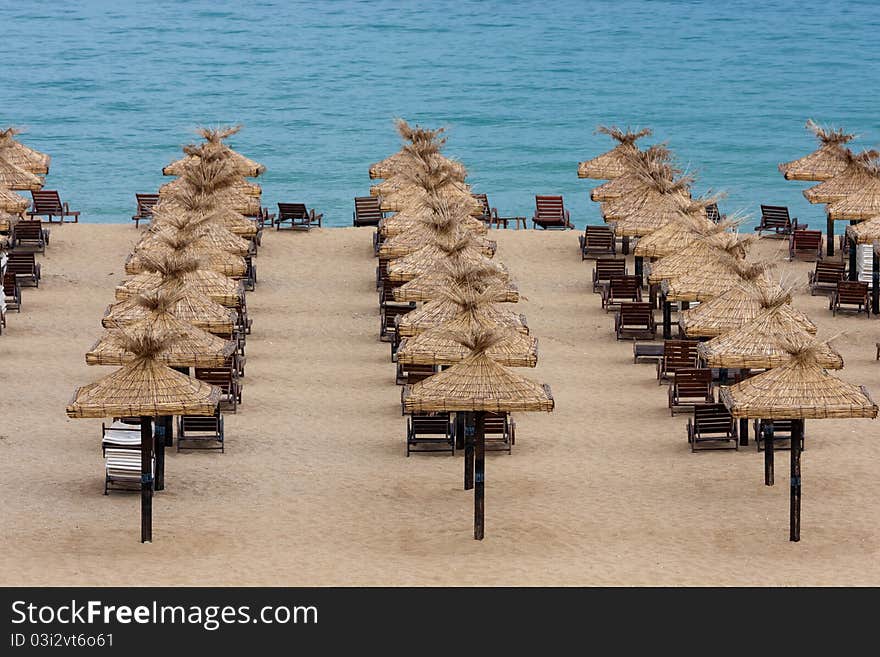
[1,0,879,228]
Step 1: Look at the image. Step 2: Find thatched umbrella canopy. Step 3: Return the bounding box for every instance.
[0,156,43,191]
[163,126,265,178]
[369,119,466,180]
[680,279,815,338]
[826,172,880,220]
[0,188,29,214]
[103,283,236,335]
[779,120,856,181]
[161,194,257,237]
[371,142,467,198]
[647,231,750,285]
[632,210,717,259]
[394,261,518,303]
[387,233,505,283]
[0,128,50,175]
[845,214,880,244]
[0,211,18,234]
[602,174,695,238]
[397,287,537,367]
[398,297,528,338]
[138,205,251,256]
[379,180,480,217]
[577,126,652,179]
[126,233,247,278]
[87,292,236,367]
[380,207,487,238]
[589,144,676,202]
[663,254,764,304]
[802,149,879,204]
[698,304,842,370]
[159,175,260,216]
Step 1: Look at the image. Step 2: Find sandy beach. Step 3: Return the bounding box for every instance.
[2,224,879,586]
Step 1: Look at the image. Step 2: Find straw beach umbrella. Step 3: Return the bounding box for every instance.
[402,329,553,539]
[115,253,244,307]
[632,210,717,260]
[387,233,505,283]
[163,125,265,178]
[802,149,879,204]
[589,144,676,202]
[663,255,765,305]
[380,207,487,238]
[397,291,529,338]
[720,337,877,541]
[67,329,221,542]
[577,126,652,179]
[126,233,247,278]
[778,120,856,181]
[0,187,29,214]
[394,261,518,303]
[369,119,466,180]
[0,127,50,175]
[825,171,880,221]
[103,283,236,335]
[0,156,43,191]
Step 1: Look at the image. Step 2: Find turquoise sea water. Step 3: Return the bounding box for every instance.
[1,0,879,228]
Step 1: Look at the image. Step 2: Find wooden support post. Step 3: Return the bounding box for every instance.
[739,417,749,447]
[790,419,803,542]
[154,419,165,492]
[634,256,643,287]
[764,421,774,486]
[662,297,672,339]
[463,412,474,491]
[849,237,858,281]
[621,236,629,256]
[872,252,879,315]
[826,213,835,257]
[140,416,154,543]
[474,411,485,541]
[454,413,465,451]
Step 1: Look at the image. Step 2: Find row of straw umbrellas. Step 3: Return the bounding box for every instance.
[369,120,554,540]
[65,126,266,543]
[779,120,880,309]
[578,125,877,541]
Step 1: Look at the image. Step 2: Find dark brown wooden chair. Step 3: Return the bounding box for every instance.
[808,260,845,296]
[354,196,384,227]
[396,362,437,386]
[532,195,574,230]
[656,339,699,384]
[12,220,49,253]
[615,302,656,340]
[705,203,724,224]
[28,190,79,223]
[381,302,415,343]
[177,407,225,452]
[592,258,627,292]
[132,193,159,228]
[6,251,41,287]
[483,412,516,454]
[789,228,824,261]
[194,367,241,412]
[406,413,454,456]
[473,193,525,229]
[830,280,870,316]
[668,368,715,415]
[687,404,739,451]
[601,275,642,311]
[3,271,22,312]
[754,205,799,237]
[579,225,616,259]
[753,419,805,452]
[276,202,322,230]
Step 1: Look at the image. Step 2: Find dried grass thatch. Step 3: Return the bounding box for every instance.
[401,329,554,413]
[632,208,720,259]
[0,187,29,214]
[778,120,856,181]
[379,207,487,237]
[138,206,252,256]
[67,329,221,418]
[589,144,675,202]
[719,336,876,420]
[826,174,880,220]
[103,284,236,335]
[0,156,44,191]
[387,232,505,283]
[397,298,528,338]
[646,230,752,285]
[393,260,518,303]
[577,126,652,179]
[163,125,265,177]
[846,215,880,244]
[126,237,247,278]
[115,269,243,307]
[663,256,767,303]
[802,149,880,204]
[0,127,50,175]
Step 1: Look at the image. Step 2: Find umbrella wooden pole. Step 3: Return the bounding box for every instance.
[826,213,835,257]
[634,256,643,288]
[848,237,858,281]
[621,236,629,256]
[154,420,165,492]
[872,253,879,315]
[790,419,803,542]
[140,416,154,543]
[454,413,465,451]
[739,418,749,446]
[764,421,774,486]
[464,412,474,491]
[474,411,485,540]
[662,296,672,339]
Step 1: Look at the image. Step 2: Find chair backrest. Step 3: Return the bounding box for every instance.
[472,193,491,218]
[837,280,869,302]
[618,302,654,324]
[31,190,63,213]
[793,229,822,249]
[135,193,159,215]
[411,414,450,434]
[693,403,733,430]
[7,251,36,267]
[595,258,627,280]
[663,339,699,367]
[3,272,18,294]
[705,203,721,223]
[482,412,508,434]
[584,225,614,246]
[354,196,383,223]
[278,202,308,219]
[760,205,792,227]
[194,367,235,389]
[673,367,713,391]
[180,411,221,433]
[814,260,845,283]
[535,195,565,219]
[14,221,42,239]
[608,275,640,297]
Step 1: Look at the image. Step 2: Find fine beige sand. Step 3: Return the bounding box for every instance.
[2,224,880,586]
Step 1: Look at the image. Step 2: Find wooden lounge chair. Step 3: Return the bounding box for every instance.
[3,272,21,312]
[579,225,616,259]
[808,260,845,296]
[379,276,408,308]
[668,368,715,416]
[532,195,574,230]
[131,193,159,228]
[754,205,799,237]
[615,302,656,340]
[705,203,724,224]
[601,274,642,311]
[104,448,152,494]
[381,302,414,343]
[789,228,824,261]
[276,202,322,230]
[633,342,664,364]
[195,367,242,412]
[830,280,870,316]
[177,408,225,452]
[483,412,516,454]
[656,339,699,384]
[406,412,454,456]
[592,258,627,292]
[687,404,739,452]
[396,362,437,386]
[28,190,80,223]
[473,193,526,229]
[753,419,805,452]
[6,251,41,287]
[353,196,384,227]
[12,220,49,253]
